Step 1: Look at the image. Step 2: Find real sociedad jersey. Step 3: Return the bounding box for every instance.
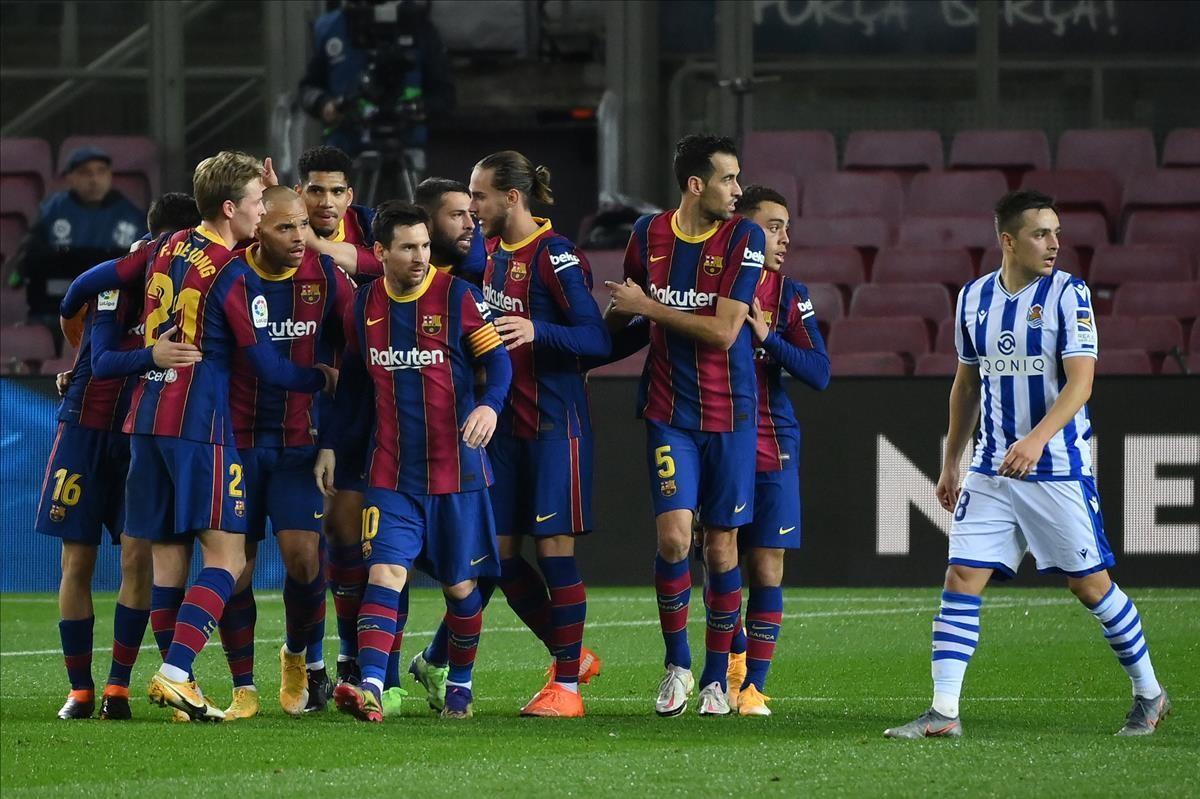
[955,269,1098,479]
[623,211,765,432]
[482,218,608,439]
[345,268,505,494]
[229,245,355,449]
[58,287,144,432]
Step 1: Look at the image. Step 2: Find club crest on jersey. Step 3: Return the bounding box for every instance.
[702,254,725,276]
[422,314,443,335]
[300,283,321,304]
[50,503,66,522]
[762,310,774,327]
[660,479,677,497]
[1027,304,1043,328]
[233,500,245,518]
[509,260,528,281]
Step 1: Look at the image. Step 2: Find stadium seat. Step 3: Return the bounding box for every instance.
[804,282,845,321]
[934,317,958,354]
[898,215,995,251]
[57,135,161,205]
[1120,169,1200,218]
[843,130,943,174]
[1,286,27,325]
[1113,281,1200,320]
[0,216,25,262]
[1192,320,1200,353]
[831,351,908,376]
[743,169,799,215]
[0,175,43,227]
[791,216,893,251]
[789,247,864,289]
[800,171,904,222]
[39,352,79,375]
[1096,349,1153,375]
[850,283,952,324]
[0,322,55,372]
[740,130,838,192]
[1160,352,1200,374]
[1097,316,1184,354]
[914,352,960,376]
[1056,129,1156,187]
[827,316,930,356]
[871,247,973,288]
[980,245,1081,277]
[1123,210,1200,261]
[583,249,625,288]
[906,170,1007,217]
[1162,129,1200,168]
[948,130,1050,187]
[0,137,54,193]
[587,357,643,378]
[1090,245,1192,288]
[1057,210,1110,252]
[1020,169,1122,229]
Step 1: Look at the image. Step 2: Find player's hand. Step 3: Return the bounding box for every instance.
[151,325,202,369]
[129,237,150,253]
[60,304,87,349]
[494,316,534,350]
[606,278,649,316]
[314,448,337,497]
[999,435,1043,480]
[316,363,338,394]
[747,297,770,342]
[303,224,323,249]
[262,156,279,187]
[936,465,962,512]
[461,405,498,449]
[55,370,73,397]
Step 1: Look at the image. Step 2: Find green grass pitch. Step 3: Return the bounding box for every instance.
[1,587,1196,797]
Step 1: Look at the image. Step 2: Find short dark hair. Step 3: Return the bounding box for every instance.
[475,150,554,206]
[414,177,470,216]
[994,190,1058,237]
[146,192,201,237]
[297,145,354,183]
[372,200,430,248]
[735,184,789,215]
[673,134,738,191]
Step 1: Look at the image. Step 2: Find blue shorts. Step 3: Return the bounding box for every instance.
[489,433,593,537]
[645,419,756,529]
[239,446,323,540]
[35,422,128,546]
[362,487,499,585]
[125,435,248,540]
[739,469,802,549]
[333,445,367,493]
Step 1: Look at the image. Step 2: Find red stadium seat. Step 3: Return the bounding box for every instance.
[801,171,904,222]
[587,357,643,378]
[1,286,27,325]
[948,130,1050,187]
[898,215,995,251]
[0,175,43,227]
[791,216,893,251]
[1090,245,1192,288]
[742,169,798,213]
[789,247,864,289]
[872,248,973,288]
[828,317,930,356]
[1056,129,1156,187]
[1058,210,1110,252]
[1192,320,1200,353]
[1123,211,1200,260]
[980,245,1081,278]
[1160,353,1200,374]
[0,322,55,372]
[1162,129,1200,168]
[843,130,943,174]
[39,354,79,375]
[741,130,837,191]
[831,351,908,376]
[1020,169,1122,228]
[57,135,161,205]
[1121,169,1200,218]
[1098,316,1184,354]
[0,137,54,193]
[804,282,845,321]
[906,171,1007,217]
[1096,349,1153,375]
[935,317,958,354]
[582,249,625,288]
[850,283,952,323]
[1,216,26,262]
[914,352,960,376]
[1113,281,1200,321]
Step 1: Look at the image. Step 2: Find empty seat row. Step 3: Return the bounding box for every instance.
[1,135,159,216]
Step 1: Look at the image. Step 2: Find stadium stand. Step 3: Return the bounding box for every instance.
[791,216,893,252]
[849,283,952,325]
[1098,316,1184,355]
[0,174,42,227]
[789,247,865,289]
[827,316,929,357]
[583,249,624,287]
[1090,245,1193,287]
[1056,128,1157,187]
[1021,169,1123,229]
[1,215,25,260]
[800,171,904,222]
[1056,210,1110,261]
[871,247,974,289]
[0,323,55,373]
[1162,128,1200,168]
[0,137,54,194]
[745,168,799,214]
[1096,349,1154,375]
[906,170,1008,216]
[1123,210,1200,262]
[56,135,160,209]
[897,214,995,254]
[1160,353,1200,374]
[934,317,957,354]
[831,351,907,376]
[1120,169,1200,219]
[843,129,943,177]
[980,245,1080,277]
[804,281,845,324]
[0,285,26,324]
[948,129,1050,188]
[740,130,838,192]
[1113,281,1200,320]
[914,352,959,375]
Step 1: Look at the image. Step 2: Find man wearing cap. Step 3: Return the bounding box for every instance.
[6,146,146,351]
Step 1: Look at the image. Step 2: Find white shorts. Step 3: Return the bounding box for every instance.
[947,471,1115,579]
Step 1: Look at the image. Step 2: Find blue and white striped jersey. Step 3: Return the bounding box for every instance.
[955,269,1098,480]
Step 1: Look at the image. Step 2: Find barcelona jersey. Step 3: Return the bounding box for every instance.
[58,285,145,432]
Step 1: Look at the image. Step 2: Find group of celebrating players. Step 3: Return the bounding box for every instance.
[34,133,1170,737]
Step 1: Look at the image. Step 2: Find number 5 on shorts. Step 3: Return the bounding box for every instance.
[654,445,675,478]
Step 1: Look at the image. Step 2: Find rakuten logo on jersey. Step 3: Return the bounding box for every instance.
[484,283,524,314]
[269,319,318,340]
[369,346,446,370]
[649,282,717,311]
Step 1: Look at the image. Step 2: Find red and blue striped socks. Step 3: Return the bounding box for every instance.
[59,617,94,692]
[384,586,410,688]
[498,556,554,648]
[654,555,692,669]
[283,574,326,658]
[149,585,185,661]
[160,568,235,683]
[743,586,783,690]
[538,556,586,688]
[105,603,149,689]
[357,583,402,695]
[700,566,742,689]
[445,588,484,687]
[218,586,257,688]
[329,543,366,661]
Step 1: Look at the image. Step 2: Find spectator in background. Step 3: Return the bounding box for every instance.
[6,146,146,351]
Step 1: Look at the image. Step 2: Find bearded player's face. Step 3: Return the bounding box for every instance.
[377,222,431,291]
[698,153,742,223]
[469,167,510,240]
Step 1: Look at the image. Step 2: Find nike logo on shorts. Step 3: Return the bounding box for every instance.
[536,512,557,523]
[314,512,324,519]
[778,526,795,535]
[470,555,489,566]
[734,503,747,513]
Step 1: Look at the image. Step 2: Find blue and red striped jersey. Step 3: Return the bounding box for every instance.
[623,211,765,432]
[752,271,830,472]
[58,286,144,432]
[229,245,355,449]
[344,268,507,494]
[330,204,381,278]
[123,226,277,445]
[482,219,609,439]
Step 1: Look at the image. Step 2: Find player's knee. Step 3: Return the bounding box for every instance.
[443,579,475,601]
[60,543,97,583]
[496,533,519,560]
[369,563,408,592]
[944,564,989,595]
[535,534,574,559]
[1067,571,1111,606]
[746,549,784,586]
[281,545,320,583]
[656,518,692,561]
[703,528,738,571]
[119,538,153,584]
